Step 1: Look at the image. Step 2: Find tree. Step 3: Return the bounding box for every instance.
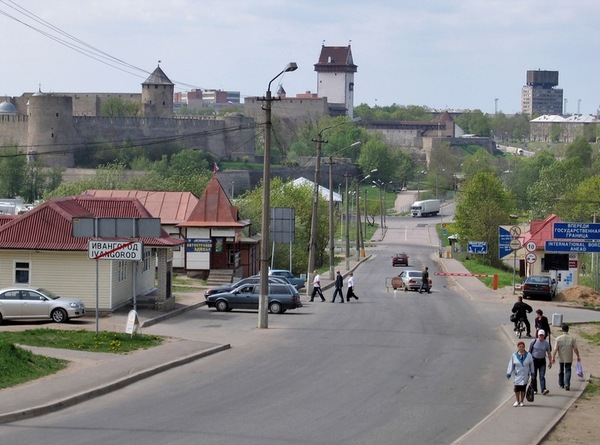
[554,175,600,221]
[527,157,587,219]
[0,146,26,198]
[454,172,515,266]
[565,136,592,166]
[455,110,492,136]
[101,97,141,117]
[236,178,328,273]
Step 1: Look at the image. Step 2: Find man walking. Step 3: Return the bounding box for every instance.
[310,270,325,302]
[346,272,358,301]
[419,267,431,294]
[331,271,344,303]
[552,323,581,391]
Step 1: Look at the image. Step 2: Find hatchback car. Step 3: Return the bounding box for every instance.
[205,283,302,314]
[204,276,288,297]
[0,287,85,323]
[392,253,409,267]
[394,270,432,292]
[522,275,557,301]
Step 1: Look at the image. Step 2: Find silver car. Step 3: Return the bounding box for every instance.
[394,270,433,292]
[0,287,85,323]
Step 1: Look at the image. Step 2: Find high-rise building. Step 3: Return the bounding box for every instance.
[520,70,563,116]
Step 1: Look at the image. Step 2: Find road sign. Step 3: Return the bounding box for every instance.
[553,222,600,240]
[498,226,513,259]
[525,241,537,252]
[88,240,143,260]
[526,253,537,264]
[545,240,600,253]
[467,241,488,254]
[510,226,521,237]
[510,239,521,250]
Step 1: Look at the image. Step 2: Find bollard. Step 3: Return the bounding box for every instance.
[493,274,498,290]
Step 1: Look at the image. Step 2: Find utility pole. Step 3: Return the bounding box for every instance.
[344,173,350,270]
[307,134,325,296]
[328,155,335,280]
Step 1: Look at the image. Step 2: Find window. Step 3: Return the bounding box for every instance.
[15,261,30,284]
[143,249,152,272]
[118,260,127,282]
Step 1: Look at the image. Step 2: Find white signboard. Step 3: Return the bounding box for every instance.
[125,310,140,334]
[88,240,143,261]
[526,253,537,264]
[526,241,537,252]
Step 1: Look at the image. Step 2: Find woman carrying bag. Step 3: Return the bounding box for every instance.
[507,340,535,407]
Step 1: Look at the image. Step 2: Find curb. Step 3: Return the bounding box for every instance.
[0,343,230,424]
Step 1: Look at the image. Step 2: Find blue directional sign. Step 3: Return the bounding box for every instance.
[553,222,600,240]
[545,240,600,253]
[498,226,513,259]
[468,241,488,254]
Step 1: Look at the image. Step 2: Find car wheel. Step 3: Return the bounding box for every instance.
[0,312,3,324]
[269,301,283,314]
[215,300,229,312]
[51,308,68,323]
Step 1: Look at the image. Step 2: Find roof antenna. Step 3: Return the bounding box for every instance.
[322,40,325,46]
[158,60,161,66]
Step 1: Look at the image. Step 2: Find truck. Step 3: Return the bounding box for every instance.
[411,199,440,217]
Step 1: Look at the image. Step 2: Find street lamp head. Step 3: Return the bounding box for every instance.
[284,62,298,73]
[268,62,298,92]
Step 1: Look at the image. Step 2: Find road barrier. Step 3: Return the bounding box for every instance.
[434,272,499,290]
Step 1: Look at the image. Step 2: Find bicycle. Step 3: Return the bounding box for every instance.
[515,318,526,338]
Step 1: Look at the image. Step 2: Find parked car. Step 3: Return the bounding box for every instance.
[269,269,306,289]
[205,283,302,314]
[522,275,557,301]
[0,287,85,324]
[392,253,409,267]
[394,270,432,292]
[204,276,288,298]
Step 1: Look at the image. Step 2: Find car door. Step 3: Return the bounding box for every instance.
[0,290,23,318]
[21,289,50,318]
[229,285,255,310]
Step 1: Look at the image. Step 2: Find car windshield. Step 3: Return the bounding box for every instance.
[37,288,59,299]
[527,276,549,284]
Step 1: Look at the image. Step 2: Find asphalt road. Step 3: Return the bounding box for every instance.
[0,213,513,444]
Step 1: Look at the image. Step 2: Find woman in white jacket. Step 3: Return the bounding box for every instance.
[507,340,534,406]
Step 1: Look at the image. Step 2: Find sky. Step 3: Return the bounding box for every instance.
[1,0,599,116]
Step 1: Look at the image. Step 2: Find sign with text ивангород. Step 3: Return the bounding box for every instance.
[553,222,600,240]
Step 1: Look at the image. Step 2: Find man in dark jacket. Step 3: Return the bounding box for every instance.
[512,296,533,336]
[419,267,431,293]
[331,271,344,303]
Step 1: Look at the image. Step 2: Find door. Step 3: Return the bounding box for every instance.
[0,290,23,318]
[21,290,50,318]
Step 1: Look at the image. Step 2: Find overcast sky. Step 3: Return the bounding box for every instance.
[2,0,599,115]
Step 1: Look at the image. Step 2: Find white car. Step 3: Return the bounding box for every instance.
[0,287,85,323]
[394,270,433,292]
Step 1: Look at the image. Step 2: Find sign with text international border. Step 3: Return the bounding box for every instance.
[545,240,600,253]
[553,222,600,240]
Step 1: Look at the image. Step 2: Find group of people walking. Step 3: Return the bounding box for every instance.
[309,270,358,303]
[507,318,581,407]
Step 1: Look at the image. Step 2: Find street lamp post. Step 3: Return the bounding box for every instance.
[344,174,350,270]
[307,119,360,294]
[328,141,360,280]
[258,62,297,329]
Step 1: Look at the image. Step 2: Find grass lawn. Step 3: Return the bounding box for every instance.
[0,329,164,389]
[0,342,67,389]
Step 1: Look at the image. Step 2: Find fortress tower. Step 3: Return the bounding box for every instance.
[142,65,174,118]
[314,44,357,118]
[27,93,75,167]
